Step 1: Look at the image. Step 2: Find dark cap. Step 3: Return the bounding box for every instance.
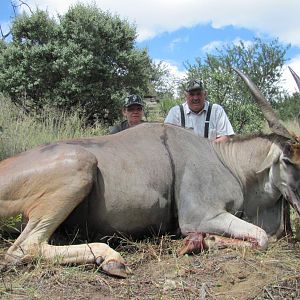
[186,79,204,92]
[123,94,144,108]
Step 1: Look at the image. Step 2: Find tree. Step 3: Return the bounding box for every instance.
[275,92,300,121]
[150,61,180,99]
[0,4,155,124]
[183,38,289,134]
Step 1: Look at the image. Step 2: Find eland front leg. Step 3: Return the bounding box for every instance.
[1,145,128,278]
[179,211,268,255]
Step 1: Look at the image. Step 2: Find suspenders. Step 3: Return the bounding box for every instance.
[204,102,213,138]
[179,103,185,128]
[178,102,213,138]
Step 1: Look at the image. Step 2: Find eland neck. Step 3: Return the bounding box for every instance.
[212,135,276,189]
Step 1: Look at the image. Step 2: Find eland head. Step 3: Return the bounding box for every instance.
[233,67,300,215]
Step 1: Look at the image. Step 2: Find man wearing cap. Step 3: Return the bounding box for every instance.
[164,79,234,142]
[110,94,145,134]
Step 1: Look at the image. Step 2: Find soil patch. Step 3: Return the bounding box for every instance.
[1,237,300,299]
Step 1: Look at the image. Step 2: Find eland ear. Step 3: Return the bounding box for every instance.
[257,143,282,173]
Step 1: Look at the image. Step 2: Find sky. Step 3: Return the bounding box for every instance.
[1,0,300,94]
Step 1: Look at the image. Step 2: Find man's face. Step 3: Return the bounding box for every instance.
[186,90,206,112]
[123,104,144,126]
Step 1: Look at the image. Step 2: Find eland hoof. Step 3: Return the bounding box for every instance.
[179,232,207,255]
[101,260,128,278]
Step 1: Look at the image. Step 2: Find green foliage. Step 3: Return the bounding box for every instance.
[150,61,179,98]
[0,4,155,124]
[0,94,106,160]
[0,214,22,235]
[159,97,182,118]
[275,92,300,121]
[224,100,265,133]
[183,38,289,134]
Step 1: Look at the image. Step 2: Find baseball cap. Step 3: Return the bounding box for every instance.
[186,79,204,92]
[123,94,144,107]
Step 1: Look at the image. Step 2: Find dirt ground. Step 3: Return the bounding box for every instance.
[1,235,300,300]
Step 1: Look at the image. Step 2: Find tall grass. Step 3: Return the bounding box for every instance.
[0,94,107,160]
[283,119,300,135]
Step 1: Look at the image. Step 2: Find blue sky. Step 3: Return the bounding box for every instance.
[139,25,268,67]
[1,0,300,93]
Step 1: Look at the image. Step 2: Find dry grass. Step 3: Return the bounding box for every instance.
[262,118,300,136]
[285,119,300,134]
[1,234,300,300]
[0,95,107,160]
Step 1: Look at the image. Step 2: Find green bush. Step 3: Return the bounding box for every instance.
[158,97,182,118]
[0,4,155,125]
[275,93,300,121]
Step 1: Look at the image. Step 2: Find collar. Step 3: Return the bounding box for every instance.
[185,100,209,115]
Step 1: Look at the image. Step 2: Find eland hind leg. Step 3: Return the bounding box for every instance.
[2,145,127,278]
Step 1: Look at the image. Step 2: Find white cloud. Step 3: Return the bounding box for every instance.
[232,38,254,49]
[168,38,181,52]
[153,59,186,96]
[22,0,300,45]
[168,36,189,52]
[202,38,254,54]
[137,28,156,42]
[202,41,224,53]
[162,60,186,81]
[153,59,186,81]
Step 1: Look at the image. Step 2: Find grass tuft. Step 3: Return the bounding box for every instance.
[0,94,107,160]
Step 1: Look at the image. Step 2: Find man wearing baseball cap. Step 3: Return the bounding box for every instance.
[164,79,234,142]
[110,94,145,134]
